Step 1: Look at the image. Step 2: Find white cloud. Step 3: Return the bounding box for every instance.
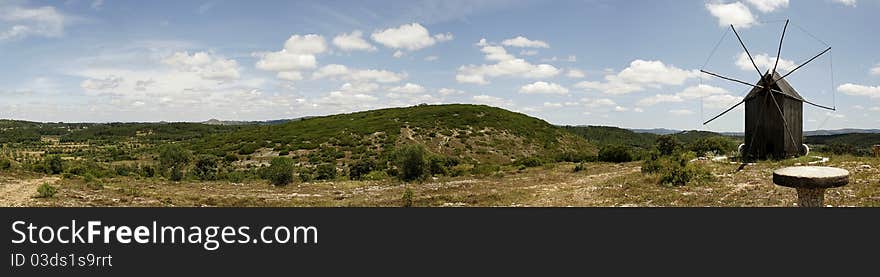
[838,83,880,98]
[519,50,538,56]
[255,34,327,78]
[869,106,880,112]
[81,75,123,91]
[501,36,549,48]
[0,3,67,40]
[614,106,628,112]
[311,64,406,83]
[706,2,756,28]
[392,50,404,58]
[370,23,452,51]
[745,0,788,13]
[575,60,699,95]
[332,30,376,51]
[582,98,616,108]
[566,69,585,78]
[870,64,880,76]
[277,71,303,81]
[633,107,644,113]
[637,94,684,107]
[703,94,742,109]
[853,105,865,110]
[540,55,577,62]
[163,51,240,81]
[340,82,379,94]
[832,0,856,7]
[438,88,464,95]
[519,81,569,95]
[825,112,845,119]
[424,55,439,61]
[669,109,694,115]
[316,91,378,107]
[389,83,426,94]
[456,39,560,84]
[472,95,513,107]
[736,52,796,73]
[677,84,731,99]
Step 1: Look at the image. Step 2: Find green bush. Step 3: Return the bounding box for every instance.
[238,143,259,155]
[224,153,239,163]
[393,144,430,182]
[655,135,680,156]
[348,159,375,180]
[401,188,414,207]
[159,144,191,179]
[517,157,544,168]
[0,158,11,170]
[598,145,633,163]
[169,167,184,182]
[264,157,295,186]
[362,170,389,181]
[470,164,501,176]
[298,168,314,182]
[689,136,736,156]
[193,155,219,181]
[573,162,588,173]
[428,155,451,176]
[36,183,57,198]
[315,163,337,181]
[141,165,155,178]
[44,155,63,175]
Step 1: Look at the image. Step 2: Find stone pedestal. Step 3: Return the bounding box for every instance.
[772,166,849,208]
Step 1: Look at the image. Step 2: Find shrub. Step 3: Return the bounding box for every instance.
[655,135,680,156]
[141,165,155,178]
[315,163,337,181]
[265,157,295,186]
[393,144,430,182]
[193,155,219,181]
[44,155,63,175]
[428,155,451,176]
[298,168,314,182]
[159,144,191,178]
[641,153,664,174]
[401,188,414,207]
[598,145,633,163]
[348,159,375,180]
[689,136,736,157]
[0,158,11,170]
[362,170,389,181]
[573,162,588,173]
[238,143,259,155]
[224,153,239,163]
[36,183,57,198]
[517,157,544,168]
[470,164,501,176]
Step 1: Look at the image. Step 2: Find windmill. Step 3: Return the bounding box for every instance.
[701,20,834,160]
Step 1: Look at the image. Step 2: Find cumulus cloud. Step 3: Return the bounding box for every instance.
[736,52,796,73]
[501,36,549,48]
[614,106,629,112]
[566,69,585,78]
[455,39,560,84]
[833,0,856,7]
[575,60,699,95]
[437,88,465,95]
[255,34,327,79]
[745,0,788,13]
[706,2,756,28]
[424,55,439,61]
[581,98,616,108]
[340,82,379,94]
[870,64,880,76]
[81,75,123,91]
[472,95,513,107]
[636,94,684,107]
[311,64,406,83]
[519,81,569,95]
[389,83,426,94]
[636,84,735,108]
[838,83,880,98]
[332,30,376,51]
[370,23,452,51]
[0,3,67,40]
[163,51,240,81]
[277,71,303,81]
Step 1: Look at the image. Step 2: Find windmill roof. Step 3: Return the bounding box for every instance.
[745,71,803,102]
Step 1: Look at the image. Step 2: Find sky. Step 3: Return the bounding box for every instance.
[0,0,878,132]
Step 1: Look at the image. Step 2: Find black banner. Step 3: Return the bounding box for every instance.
[2,208,878,275]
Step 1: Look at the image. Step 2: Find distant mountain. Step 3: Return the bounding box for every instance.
[201,117,313,126]
[804,129,880,136]
[628,128,681,135]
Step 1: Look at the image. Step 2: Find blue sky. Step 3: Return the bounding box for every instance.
[0,0,878,131]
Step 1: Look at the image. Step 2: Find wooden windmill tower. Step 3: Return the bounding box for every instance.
[701,20,834,160]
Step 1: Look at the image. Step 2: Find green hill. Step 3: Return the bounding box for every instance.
[190,104,597,165]
[561,126,741,154]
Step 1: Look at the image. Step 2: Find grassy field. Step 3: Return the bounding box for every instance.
[6,153,876,207]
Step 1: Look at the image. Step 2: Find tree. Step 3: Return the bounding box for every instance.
[44,155,63,175]
[159,144,192,181]
[348,159,374,181]
[193,155,219,181]
[315,163,337,180]
[598,145,633,163]
[265,157,295,186]
[394,144,429,182]
[655,135,680,156]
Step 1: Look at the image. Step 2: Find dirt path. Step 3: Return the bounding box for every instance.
[0,176,60,207]
[528,165,641,206]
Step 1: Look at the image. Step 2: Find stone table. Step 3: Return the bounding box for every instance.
[772,166,849,207]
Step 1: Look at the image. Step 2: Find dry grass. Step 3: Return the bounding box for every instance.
[9,154,880,207]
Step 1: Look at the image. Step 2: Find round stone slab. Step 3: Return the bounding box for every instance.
[773,166,850,189]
